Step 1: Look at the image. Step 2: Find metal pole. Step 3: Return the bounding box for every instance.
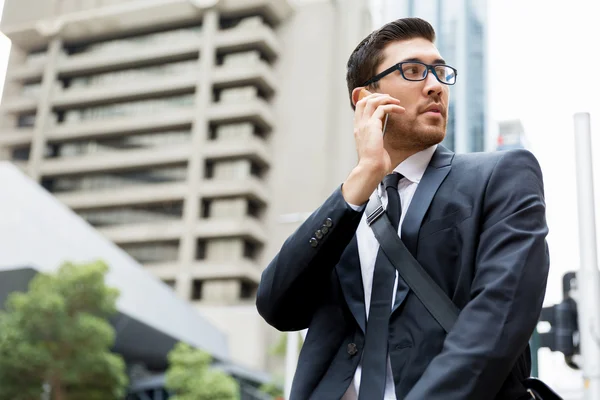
[573,112,600,399]
[284,331,299,399]
[530,328,540,377]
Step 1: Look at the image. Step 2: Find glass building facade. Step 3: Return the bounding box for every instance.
[372,0,488,153]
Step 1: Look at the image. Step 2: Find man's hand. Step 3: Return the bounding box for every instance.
[342,91,405,206]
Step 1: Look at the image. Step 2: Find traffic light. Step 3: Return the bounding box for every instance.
[536,272,580,369]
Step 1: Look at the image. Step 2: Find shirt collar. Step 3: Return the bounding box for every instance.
[394,144,438,184]
[377,144,438,198]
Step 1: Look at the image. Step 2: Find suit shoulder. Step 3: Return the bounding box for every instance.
[454,149,540,170]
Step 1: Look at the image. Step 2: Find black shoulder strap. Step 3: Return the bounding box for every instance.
[366,195,460,333]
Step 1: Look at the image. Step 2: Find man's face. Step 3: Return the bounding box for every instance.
[374,38,450,149]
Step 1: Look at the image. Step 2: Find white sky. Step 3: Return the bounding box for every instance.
[488,0,598,394]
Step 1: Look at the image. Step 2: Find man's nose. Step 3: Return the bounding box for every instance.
[423,69,443,96]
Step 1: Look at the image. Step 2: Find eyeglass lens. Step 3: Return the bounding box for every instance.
[401,63,456,84]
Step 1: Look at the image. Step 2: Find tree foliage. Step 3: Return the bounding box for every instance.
[165,342,240,400]
[0,260,128,400]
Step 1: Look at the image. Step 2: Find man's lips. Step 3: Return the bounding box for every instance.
[422,104,444,116]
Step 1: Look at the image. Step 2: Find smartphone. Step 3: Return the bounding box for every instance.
[358,88,389,137]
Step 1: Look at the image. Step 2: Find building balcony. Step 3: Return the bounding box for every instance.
[56,175,268,210]
[203,136,271,169]
[56,181,189,210]
[101,215,265,245]
[1,96,38,114]
[0,128,34,147]
[208,98,274,134]
[145,260,262,283]
[2,0,292,52]
[216,20,280,62]
[99,220,185,244]
[199,176,268,205]
[39,144,191,176]
[58,40,201,78]
[3,1,207,52]
[53,71,198,109]
[7,62,45,82]
[46,108,195,141]
[190,260,262,282]
[213,59,276,98]
[196,216,267,244]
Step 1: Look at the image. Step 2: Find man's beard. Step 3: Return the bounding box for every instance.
[385,114,447,151]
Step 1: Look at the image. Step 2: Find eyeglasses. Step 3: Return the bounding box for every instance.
[362,61,458,86]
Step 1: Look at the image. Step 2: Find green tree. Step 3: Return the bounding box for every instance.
[258,382,284,399]
[0,260,128,400]
[165,342,240,400]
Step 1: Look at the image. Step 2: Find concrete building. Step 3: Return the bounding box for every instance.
[370,0,489,153]
[0,0,372,374]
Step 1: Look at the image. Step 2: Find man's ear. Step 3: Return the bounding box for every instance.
[351,87,368,107]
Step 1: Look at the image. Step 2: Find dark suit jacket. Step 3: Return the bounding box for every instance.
[256,146,549,400]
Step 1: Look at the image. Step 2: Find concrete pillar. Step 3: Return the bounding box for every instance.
[29,37,62,182]
[177,9,218,300]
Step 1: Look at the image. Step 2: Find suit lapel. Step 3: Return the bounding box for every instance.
[393,145,454,312]
[401,145,454,257]
[336,235,366,333]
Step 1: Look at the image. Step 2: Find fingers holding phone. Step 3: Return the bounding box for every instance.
[352,88,404,169]
[355,88,404,136]
[342,89,405,205]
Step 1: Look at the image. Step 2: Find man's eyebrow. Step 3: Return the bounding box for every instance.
[401,57,447,65]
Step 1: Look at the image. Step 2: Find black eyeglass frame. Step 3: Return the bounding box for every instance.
[362,61,458,87]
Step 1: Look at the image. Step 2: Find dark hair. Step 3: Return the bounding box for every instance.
[346,18,436,109]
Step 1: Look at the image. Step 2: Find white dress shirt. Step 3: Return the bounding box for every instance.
[342,144,437,400]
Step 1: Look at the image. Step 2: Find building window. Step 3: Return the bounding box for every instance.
[66,59,198,89]
[41,164,188,193]
[240,281,256,300]
[66,25,202,56]
[22,82,42,97]
[46,129,191,158]
[78,201,184,227]
[196,239,207,260]
[204,160,215,179]
[191,280,203,300]
[247,199,263,219]
[11,146,31,161]
[26,49,48,65]
[219,15,264,31]
[250,161,265,179]
[17,113,36,128]
[62,93,195,123]
[243,240,261,261]
[120,240,180,264]
[200,199,211,219]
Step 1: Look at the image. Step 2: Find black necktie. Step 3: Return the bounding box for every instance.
[358,173,402,400]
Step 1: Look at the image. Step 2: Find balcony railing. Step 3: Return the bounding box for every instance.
[69,27,202,58]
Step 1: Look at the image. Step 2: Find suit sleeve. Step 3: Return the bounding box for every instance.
[256,186,364,331]
[406,149,550,400]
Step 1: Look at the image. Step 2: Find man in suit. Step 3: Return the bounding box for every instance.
[256,17,549,400]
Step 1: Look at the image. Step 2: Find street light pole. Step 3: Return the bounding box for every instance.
[284,331,299,399]
[573,112,600,400]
